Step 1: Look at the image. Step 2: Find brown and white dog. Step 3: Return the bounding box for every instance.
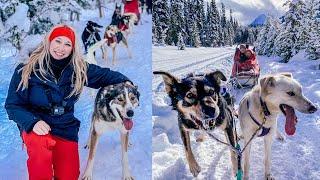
[82,82,140,180]
[103,25,132,65]
[238,73,317,180]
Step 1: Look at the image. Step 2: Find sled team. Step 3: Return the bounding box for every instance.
[154,43,317,180]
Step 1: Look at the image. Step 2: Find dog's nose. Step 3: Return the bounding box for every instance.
[127,110,134,117]
[308,105,317,113]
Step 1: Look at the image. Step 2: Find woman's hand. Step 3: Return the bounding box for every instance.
[33,120,51,135]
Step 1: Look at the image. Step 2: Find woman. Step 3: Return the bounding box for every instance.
[5,24,131,180]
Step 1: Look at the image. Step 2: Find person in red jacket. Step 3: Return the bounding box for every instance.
[123,0,140,24]
[231,44,247,77]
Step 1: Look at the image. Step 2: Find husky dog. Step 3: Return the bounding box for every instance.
[238,73,317,180]
[82,21,103,53]
[103,25,132,65]
[85,39,107,65]
[153,71,238,177]
[122,13,138,35]
[82,81,140,180]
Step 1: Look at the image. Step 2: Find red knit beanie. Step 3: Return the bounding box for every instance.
[49,26,75,47]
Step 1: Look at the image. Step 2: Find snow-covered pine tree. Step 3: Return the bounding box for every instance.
[275,0,306,62]
[166,0,184,46]
[203,1,212,47]
[194,0,205,45]
[177,32,186,50]
[256,17,271,55]
[190,20,201,47]
[265,17,280,56]
[306,0,320,60]
[1,1,29,50]
[220,3,228,46]
[205,0,220,47]
[209,0,220,47]
[294,0,308,50]
[220,2,226,28]
[153,0,169,45]
[227,9,234,46]
[183,0,191,46]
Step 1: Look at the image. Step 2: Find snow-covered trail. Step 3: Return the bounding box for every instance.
[0,3,152,179]
[152,46,235,90]
[152,47,320,180]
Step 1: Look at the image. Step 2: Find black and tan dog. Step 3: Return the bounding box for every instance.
[82,21,103,53]
[154,71,238,177]
[82,82,140,180]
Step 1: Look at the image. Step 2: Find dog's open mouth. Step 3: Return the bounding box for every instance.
[117,109,133,130]
[280,104,298,136]
[190,114,203,128]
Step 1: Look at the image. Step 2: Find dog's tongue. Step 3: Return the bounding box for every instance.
[123,118,133,130]
[283,105,297,136]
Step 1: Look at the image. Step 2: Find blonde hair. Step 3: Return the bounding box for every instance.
[17,24,88,98]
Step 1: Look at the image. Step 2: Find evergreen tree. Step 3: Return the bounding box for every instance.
[194,0,205,45]
[256,17,271,55]
[183,0,191,45]
[168,0,185,46]
[275,0,305,62]
[206,0,220,47]
[306,0,320,60]
[153,0,169,45]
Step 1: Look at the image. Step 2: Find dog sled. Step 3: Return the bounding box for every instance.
[230,45,260,88]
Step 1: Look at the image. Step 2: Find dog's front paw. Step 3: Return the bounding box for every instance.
[123,175,134,180]
[189,162,201,177]
[265,174,275,180]
[82,172,93,180]
[276,131,285,142]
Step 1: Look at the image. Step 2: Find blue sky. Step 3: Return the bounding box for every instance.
[211,0,288,25]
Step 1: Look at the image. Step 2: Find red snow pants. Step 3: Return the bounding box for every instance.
[22,132,80,180]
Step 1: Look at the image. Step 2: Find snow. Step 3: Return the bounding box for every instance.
[0,2,151,179]
[4,3,30,33]
[152,46,320,179]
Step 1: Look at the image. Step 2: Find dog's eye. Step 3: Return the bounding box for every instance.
[186,93,195,99]
[287,91,295,96]
[208,89,215,95]
[204,100,211,104]
[130,96,135,101]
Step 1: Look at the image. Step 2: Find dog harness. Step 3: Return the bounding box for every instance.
[106,33,117,46]
[247,97,271,137]
[119,23,129,31]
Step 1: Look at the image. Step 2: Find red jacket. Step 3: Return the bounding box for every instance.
[231,49,259,77]
[123,0,140,15]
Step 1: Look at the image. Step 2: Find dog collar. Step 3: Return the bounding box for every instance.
[247,99,271,137]
[260,97,271,116]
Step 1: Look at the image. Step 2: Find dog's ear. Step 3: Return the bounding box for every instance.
[279,72,293,78]
[153,71,179,95]
[260,76,276,96]
[205,71,227,85]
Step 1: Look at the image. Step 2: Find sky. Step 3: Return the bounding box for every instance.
[210,0,289,25]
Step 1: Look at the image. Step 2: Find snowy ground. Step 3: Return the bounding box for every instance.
[0,3,152,179]
[152,46,320,179]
